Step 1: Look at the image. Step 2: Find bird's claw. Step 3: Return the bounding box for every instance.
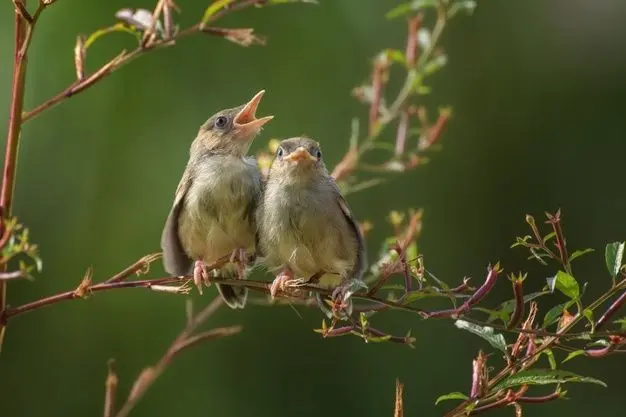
[229,248,248,279]
[193,260,211,295]
[327,279,366,319]
[269,269,307,298]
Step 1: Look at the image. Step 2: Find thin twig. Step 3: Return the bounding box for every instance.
[104,359,118,417]
[106,253,162,283]
[1,0,34,350]
[21,3,273,122]
[0,270,28,281]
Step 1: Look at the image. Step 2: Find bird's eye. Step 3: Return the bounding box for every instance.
[214,116,229,129]
[315,149,322,159]
[277,148,284,158]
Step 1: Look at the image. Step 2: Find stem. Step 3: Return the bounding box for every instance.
[1,0,31,349]
[445,278,626,416]
[22,10,266,122]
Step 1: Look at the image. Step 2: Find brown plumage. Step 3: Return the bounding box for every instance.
[161,90,273,308]
[256,137,367,316]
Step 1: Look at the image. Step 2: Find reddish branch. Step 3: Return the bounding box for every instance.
[1,0,45,348]
[596,289,626,330]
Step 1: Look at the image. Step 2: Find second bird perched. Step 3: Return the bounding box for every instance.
[256,137,367,317]
[161,90,273,309]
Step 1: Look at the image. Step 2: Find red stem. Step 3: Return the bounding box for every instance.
[596,289,626,330]
[2,277,182,320]
[1,0,30,346]
[517,391,561,404]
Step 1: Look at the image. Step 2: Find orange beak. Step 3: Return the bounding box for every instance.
[233,90,274,136]
[283,146,317,163]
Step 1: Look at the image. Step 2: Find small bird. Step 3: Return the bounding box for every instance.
[161,90,273,309]
[256,137,367,317]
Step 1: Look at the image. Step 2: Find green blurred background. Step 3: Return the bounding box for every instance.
[2,0,626,416]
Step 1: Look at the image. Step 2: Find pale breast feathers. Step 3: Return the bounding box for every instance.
[261,178,357,277]
[179,155,261,261]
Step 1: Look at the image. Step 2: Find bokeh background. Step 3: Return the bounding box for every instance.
[2,0,626,416]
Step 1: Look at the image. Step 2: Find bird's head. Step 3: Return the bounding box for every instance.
[194,90,273,156]
[269,137,327,181]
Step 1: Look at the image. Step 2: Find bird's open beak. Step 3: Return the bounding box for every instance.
[234,90,274,136]
[283,146,317,163]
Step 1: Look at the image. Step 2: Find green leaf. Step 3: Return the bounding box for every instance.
[403,288,450,303]
[474,307,509,324]
[386,0,438,19]
[478,291,549,325]
[383,49,407,65]
[511,235,532,248]
[528,247,549,265]
[201,0,236,25]
[423,55,447,75]
[542,231,556,244]
[84,23,140,49]
[435,392,469,405]
[492,369,607,391]
[405,241,419,264]
[605,242,624,278]
[454,320,507,353]
[588,339,610,348]
[543,349,557,370]
[499,291,549,316]
[547,271,580,300]
[583,308,595,332]
[447,0,477,18]
[562,350,585,364]
[364,333,392,343]
[542,300,575,328]
[613,317,626,330]
[569,248,594,262]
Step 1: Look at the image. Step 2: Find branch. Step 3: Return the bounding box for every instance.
[21,3,271,122]
[1,0,50,349]
[0,270,28,281]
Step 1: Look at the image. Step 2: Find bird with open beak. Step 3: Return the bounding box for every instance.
[161,90,273,309]
[256,137,367,317]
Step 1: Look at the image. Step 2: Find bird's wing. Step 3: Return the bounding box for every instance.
[253,164,268,258]
[160,169,194,276]
[330,180,368,281]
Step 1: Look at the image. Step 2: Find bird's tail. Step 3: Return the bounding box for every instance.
[213,264,248,309]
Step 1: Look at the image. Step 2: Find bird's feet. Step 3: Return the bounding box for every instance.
[192,260,211,295]
[318,279,368,319]
[269,268,294,298]
[229,248,249,279]
[269,268,308,298]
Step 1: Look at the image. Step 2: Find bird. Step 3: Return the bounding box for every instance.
[256,136,367,317]
[161,90,273,309]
